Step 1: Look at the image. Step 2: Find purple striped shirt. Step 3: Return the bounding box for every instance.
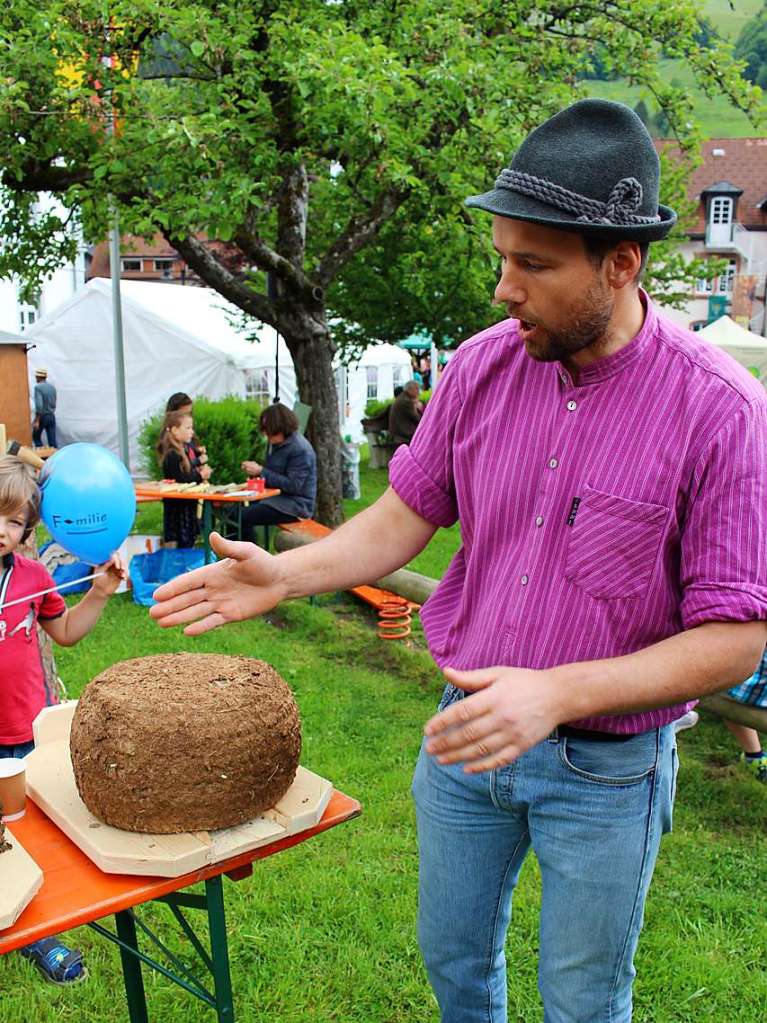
[389,293,767,732]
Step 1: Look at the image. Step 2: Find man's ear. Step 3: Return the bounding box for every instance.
[605,241,643,290]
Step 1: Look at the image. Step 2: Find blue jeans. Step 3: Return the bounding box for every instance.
[413,687,677,1023]
[33,413,56,449]
[0,741,35,759]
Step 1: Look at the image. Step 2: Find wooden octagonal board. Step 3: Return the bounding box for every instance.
[0,829,44,930]
[25,703,333,878]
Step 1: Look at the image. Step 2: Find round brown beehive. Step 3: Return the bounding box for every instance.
[70,653,301,834]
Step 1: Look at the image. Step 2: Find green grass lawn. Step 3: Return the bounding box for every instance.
[2,462,766,1021]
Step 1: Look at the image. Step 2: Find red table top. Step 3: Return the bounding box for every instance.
[0,790,361,953]
[134,486,279,503]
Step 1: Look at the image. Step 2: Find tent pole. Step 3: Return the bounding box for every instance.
[430,340,439,393]
[108,212,130,468]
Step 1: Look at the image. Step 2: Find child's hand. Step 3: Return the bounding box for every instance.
[241,460,262,476]
[200,465,212,481]
[92,554,126,598]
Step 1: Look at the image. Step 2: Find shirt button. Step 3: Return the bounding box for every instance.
[567,400,577,411]
[549,458,559,469]
[521,574,529,586]
[535,515,544,527]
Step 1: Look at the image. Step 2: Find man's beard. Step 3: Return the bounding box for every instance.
[514,280,614,364]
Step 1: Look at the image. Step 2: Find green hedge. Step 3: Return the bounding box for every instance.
[364,390,431,419]
[138,396,268,484]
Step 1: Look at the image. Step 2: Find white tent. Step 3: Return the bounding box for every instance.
[338,343,413,441]
[698,316,767,387]
[25,278,296,472]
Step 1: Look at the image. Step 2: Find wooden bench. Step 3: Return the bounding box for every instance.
[277,520,419,613]
[699,693,767,734]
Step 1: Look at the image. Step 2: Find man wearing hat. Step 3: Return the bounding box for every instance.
[32,368,57,449]
[150,100,767,1021]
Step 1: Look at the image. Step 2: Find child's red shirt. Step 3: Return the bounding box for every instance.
[0,552,66,744]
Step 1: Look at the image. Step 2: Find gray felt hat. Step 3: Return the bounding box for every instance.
[465,99,676,241]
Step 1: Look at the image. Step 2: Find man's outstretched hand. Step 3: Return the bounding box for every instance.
[149,532,287,635]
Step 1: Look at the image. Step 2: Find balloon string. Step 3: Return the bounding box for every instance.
[0,571,106,612]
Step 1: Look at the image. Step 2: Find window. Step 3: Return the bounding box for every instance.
[716,259,737,295]
[121,258,141,272]
[154,259,174,279]
[244,368,271,404]
[709,196,733,226]
[393,364,410,388]
[18,306,37,330]
[366,366,378,399]
[695,273,714,295]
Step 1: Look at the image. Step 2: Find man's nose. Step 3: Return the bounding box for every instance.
[493,269,525,307]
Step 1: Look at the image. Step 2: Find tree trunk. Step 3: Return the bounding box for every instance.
[283,328,343,527]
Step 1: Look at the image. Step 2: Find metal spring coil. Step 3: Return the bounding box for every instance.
[377,598,413,640]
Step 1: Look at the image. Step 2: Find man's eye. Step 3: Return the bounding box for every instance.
[522,262,544,272]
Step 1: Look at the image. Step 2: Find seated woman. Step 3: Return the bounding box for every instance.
[239,403,317,541]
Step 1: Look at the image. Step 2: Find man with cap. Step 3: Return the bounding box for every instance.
[150,100,767,1021]
[32,368,57,449]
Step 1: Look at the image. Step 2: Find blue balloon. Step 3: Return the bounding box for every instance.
[40,444,136,565]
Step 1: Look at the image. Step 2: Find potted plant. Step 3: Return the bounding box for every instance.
[361,399,396,469]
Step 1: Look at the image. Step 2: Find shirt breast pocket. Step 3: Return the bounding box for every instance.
[564,486,668,600]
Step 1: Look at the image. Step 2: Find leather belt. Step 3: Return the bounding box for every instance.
[555,725,635,743]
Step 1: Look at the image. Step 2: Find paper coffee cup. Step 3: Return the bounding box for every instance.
[0,758,26,822]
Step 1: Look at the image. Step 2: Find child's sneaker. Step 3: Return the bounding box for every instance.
[673,710,699,733]
[739,752,767,784]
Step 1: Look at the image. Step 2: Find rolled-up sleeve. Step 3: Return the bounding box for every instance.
[681,399,767,628]
[388,359,463,527]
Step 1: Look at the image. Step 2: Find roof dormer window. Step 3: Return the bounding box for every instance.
[701,181,743,248]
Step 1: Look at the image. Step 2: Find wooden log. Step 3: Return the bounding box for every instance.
[274,527,438,605]
[699,693,767,733]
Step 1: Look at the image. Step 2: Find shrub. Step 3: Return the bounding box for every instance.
[364,398,394,419]
[138,395,267,483]
[363,390,430,420]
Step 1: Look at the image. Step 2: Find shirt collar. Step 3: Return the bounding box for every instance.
[556,288,656,388]
[1,552,15,570]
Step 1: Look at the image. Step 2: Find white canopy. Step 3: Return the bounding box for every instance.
[338,342,412,441]
[25,278,296,472]
[698,316,767,387]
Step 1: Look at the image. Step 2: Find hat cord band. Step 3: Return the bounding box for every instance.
[494,169,661,226]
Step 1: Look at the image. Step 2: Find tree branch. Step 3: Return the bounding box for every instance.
[168,233,278,326]
[276,160,308,268]
[2,159,91,193]
[315,184,410,288]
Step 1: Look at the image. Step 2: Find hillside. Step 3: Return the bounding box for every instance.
[581,0,765,138]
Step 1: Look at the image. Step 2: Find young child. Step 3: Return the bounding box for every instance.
[156,410,212,548]
[675,649,767,783]
[165,392,208,469]
[0,454,124,983]
[725,647,767,782]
